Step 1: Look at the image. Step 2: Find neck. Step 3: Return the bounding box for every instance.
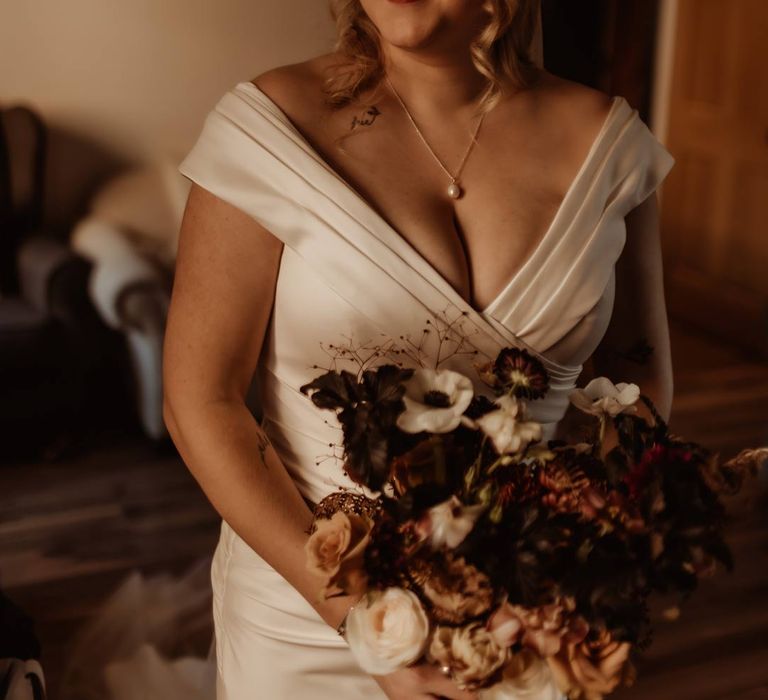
[381,44,487,117]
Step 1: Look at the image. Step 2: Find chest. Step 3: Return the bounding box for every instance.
[290,99,591,313]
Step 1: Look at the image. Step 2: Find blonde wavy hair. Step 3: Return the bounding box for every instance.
[324,0,542,115]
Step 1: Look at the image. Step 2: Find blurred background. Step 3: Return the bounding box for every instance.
[0,0,766,698]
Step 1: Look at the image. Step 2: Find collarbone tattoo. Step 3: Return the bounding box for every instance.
[350,105,382,131]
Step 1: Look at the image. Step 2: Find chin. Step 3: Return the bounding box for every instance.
[359,0,485,52]
[362,0,444,49]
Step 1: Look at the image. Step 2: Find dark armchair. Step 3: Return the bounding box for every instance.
[0,105,119,462]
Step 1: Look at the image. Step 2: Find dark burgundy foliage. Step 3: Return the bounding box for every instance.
[363,504,413,591]
[300,364,414,491]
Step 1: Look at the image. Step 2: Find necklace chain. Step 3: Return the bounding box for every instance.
[384,74,486,199]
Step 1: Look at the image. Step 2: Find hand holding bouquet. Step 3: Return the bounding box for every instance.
[300,341,763,700]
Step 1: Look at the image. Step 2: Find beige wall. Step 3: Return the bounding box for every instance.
[0,1,335,229]
[0,0,335,162]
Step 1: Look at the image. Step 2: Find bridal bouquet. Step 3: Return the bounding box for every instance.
[300,335,762,700]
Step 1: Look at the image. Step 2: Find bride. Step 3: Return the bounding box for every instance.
[163,0,674,698]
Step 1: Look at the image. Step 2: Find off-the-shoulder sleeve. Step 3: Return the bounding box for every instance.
[177,93,270,212]
[175,86,327,252]
[178,105,224,187]
[607,112,676,218]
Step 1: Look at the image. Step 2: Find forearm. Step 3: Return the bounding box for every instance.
[164,397,357,629]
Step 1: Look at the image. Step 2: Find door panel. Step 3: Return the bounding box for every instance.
[661,0,768,355]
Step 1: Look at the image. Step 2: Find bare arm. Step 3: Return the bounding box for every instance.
[555,192,674,445]
[163,182,477,700]
[162,182,355,629]
[163,181,477,700]
[592,192,674,423]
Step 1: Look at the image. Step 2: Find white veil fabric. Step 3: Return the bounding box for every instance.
[58,559,216,700]
[56,5,547,699]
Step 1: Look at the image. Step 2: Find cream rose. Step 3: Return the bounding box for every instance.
[480,649,563,700]
[428,622,508,688]
[344,587,430,675]
[305,510,373,598]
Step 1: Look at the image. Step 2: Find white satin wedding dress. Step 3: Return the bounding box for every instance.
[172,80,675,699]
[62,82,675,700]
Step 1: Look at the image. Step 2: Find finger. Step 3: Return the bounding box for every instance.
[419,666,478,700]
[428,683,477,700]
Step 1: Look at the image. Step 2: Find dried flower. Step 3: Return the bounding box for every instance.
[494,463,546,509]
[711,447,767,495]
[492,597,588,658]
[622,443,664,500]
[477,347,550,399]
[420,553,494,624]
[545,628,632,700]
[428,622,509,688]
[539,458,589,515]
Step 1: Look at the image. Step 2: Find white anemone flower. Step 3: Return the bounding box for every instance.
[474,394,542,455]
[569,377,640,417]
[396,368,474,434]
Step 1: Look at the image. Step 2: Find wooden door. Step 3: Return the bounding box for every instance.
[660,0,768,356]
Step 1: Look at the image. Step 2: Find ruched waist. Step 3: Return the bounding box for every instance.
[258,363,574,504]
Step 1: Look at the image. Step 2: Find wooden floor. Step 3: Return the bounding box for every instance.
[1,318,767,699]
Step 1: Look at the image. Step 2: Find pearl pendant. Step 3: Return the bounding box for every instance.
[447,181,462,199]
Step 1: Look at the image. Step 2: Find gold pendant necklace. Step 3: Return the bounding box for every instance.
[385,74,486,200]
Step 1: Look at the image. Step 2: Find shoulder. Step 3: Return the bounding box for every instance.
[249,53,342,123]
[531,71,614,119]
[514,71,617,169]
[531,71,616,140]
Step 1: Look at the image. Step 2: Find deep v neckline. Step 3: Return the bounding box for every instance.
[237,80,622,319]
